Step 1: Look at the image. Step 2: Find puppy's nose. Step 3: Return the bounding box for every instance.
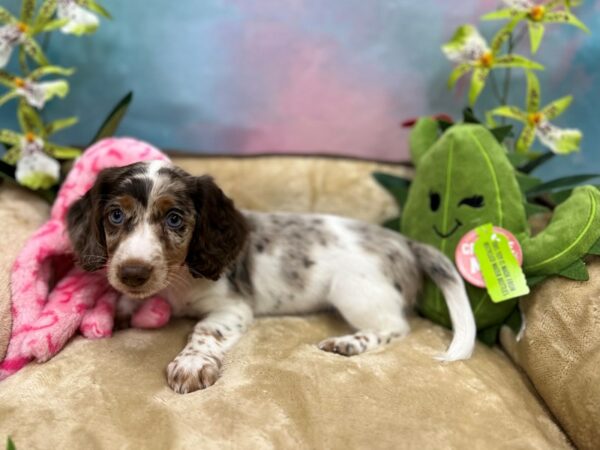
[118,262,153,288]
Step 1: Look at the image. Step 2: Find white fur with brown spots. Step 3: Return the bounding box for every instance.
[68,161,476,394]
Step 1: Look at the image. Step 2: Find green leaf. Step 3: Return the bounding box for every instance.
[45,143,81,159]
[490,19,519,54]
[488,105,528,122]
[0,70,15,88]
[0,91,19,107]
[549,186,600,206]
[516,124,536,153]
[36,18,68,33]
[526,275,546,287]
[447,63,471,89]
[18,47,29,75]
[372,172,411,210]
[528,21,545,54]
[549,187,576,205]
[506,152,531,168]
[587,236,600,256]
[541,96,572,120]
[437,119,453,132]
[526,174,600,196]
[77,0,111,19]
[29,65,74,80]
[21,0,36,22]
[477,325,501,347]
[525,71,541,113]
[17,103,44,135]
[515,171,543,193]
[557,259,589,281]
[0,129,21,145]
[45,116,78,136]
[525,202,550,218]
[0,7,17,24]
[523,186,600,277]
[35,0,57,28]
[462,107,481,124]
[3,145,20,164]
[469,67,488,105]
[493,54,544,70]
[489,125,513,143]
[5,437,16,450]
[410,117,440,164]
[382,216,401,231]
[0,159,17,180]
[544,11,589,33]
[519,151,555,174]
[481,8,517,21]
[90,91,133,144]
[22,36,48,66]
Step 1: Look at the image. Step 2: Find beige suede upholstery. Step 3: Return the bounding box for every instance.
[0,155,585,449]
[0,183,50,362]
[502,257,600,450]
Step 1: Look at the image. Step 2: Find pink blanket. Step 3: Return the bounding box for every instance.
[0,138,173,380]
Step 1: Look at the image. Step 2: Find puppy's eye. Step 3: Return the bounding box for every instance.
[108,208,125,225]
[166,211,183,229]
[458,195,485,208]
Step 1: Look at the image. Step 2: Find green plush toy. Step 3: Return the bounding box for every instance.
[378,119,600,341]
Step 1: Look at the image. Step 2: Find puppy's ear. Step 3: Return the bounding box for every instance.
[67,178,107,271]
[186,176,248,280]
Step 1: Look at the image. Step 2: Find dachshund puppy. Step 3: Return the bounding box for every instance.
[67,161,476,394]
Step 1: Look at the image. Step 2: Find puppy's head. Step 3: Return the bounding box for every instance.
[67,161,248,298]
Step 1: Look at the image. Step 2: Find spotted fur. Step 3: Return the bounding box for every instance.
[67,161,476,394]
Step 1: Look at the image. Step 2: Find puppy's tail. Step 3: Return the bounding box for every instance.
[410,241,476,362]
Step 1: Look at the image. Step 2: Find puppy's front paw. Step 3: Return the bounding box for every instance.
[167,355,220,394]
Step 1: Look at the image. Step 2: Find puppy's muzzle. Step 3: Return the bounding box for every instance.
[118,260,154,288]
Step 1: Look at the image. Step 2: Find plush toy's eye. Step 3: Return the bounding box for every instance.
[429,191,441,212]
[166,211,183,229]
[108,208,125,225]
[458,195,485,208]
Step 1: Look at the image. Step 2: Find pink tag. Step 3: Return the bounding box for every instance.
[455,226,523,288]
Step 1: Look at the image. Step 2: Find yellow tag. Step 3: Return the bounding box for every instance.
[473,224,529,302]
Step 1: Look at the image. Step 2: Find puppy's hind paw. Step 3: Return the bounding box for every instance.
[318,336,364,356]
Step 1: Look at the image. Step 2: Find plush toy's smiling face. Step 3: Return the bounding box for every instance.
[401,124,526,258]
[428,190,485,239]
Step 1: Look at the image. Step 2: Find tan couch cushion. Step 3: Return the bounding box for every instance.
[0,156,570,448]
[0,182,50,361]
[173,155,409,223]
[0,316,569,449]
[502,257,600,450]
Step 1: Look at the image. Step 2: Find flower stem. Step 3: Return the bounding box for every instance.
[18,47,30,76]
[489,71,504,105]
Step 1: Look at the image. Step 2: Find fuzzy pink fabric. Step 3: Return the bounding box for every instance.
[0,138,173,380]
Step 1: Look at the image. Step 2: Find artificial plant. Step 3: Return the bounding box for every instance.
[444,0,588,158]
[374,0,599,343]
[0,0,131,196]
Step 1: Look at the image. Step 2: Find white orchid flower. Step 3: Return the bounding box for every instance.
[0,67,73,108]
[489,72,582,154]
[0,24,26,69]
[534,120,581,154]
[442,25,543,105]
[483,0,589,53]
[57,0,100,35]
[15,134,61,190]
[14,78,69,108]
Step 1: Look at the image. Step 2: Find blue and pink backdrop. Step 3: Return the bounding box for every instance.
[2,0,599,178]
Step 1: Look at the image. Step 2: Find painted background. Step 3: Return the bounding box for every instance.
[1,0,599,178]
